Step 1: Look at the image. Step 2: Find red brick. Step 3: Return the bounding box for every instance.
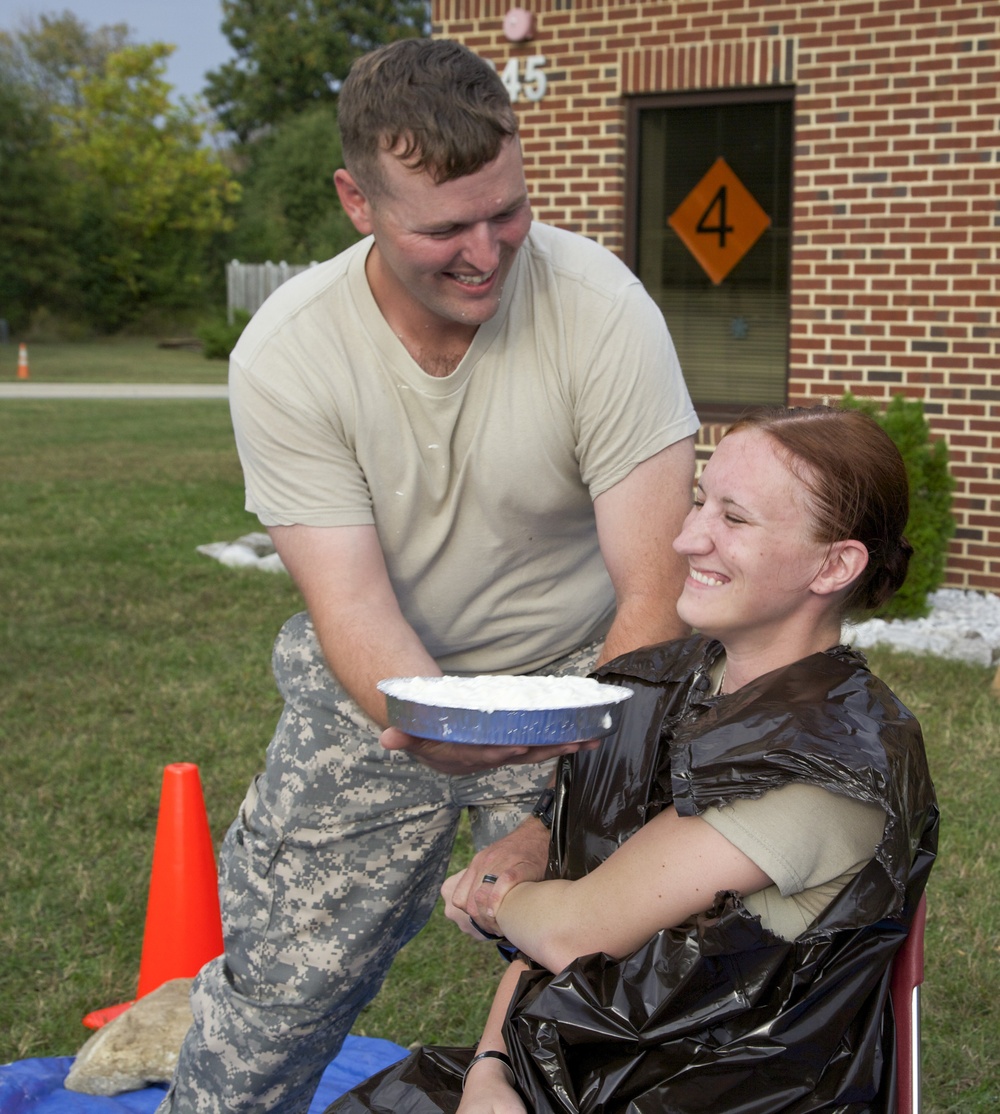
[436,0,1000,590]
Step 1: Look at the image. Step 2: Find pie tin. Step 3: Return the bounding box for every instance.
[378,678,633,746]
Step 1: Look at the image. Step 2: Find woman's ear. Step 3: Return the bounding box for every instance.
[334,168,375,235]
[811,539,869,597]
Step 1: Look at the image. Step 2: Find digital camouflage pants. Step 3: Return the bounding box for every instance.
[157,612,599,1114]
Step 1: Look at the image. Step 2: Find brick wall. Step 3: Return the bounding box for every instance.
[433,0,1000,593]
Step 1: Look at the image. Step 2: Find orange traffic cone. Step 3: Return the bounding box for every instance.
[82,763,224,1029]
[136,762,225,996]
[17,343,29,379]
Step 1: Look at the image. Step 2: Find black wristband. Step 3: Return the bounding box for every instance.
[462,1049,515,1091]
[531,785,555,829]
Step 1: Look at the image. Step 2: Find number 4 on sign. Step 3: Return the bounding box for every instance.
[668,157,771,284]
[697,186,734,248]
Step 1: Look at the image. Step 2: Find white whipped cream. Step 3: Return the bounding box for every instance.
[378,674,630,712]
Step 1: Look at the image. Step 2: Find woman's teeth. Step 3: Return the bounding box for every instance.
[690,568,726,586]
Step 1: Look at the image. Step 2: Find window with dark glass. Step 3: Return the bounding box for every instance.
[626,90,793,417]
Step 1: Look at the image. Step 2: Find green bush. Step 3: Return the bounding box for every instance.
[198,310,251,360]
[840,393,956,619]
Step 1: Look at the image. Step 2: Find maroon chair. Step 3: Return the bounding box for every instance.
[890,892,928,1114]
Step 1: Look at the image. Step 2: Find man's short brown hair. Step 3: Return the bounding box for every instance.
[337,38,519,198]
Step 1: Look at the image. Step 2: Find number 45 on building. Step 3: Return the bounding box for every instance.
[493,55,548,102]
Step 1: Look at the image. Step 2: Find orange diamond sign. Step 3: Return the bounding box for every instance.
[668,157,771,285]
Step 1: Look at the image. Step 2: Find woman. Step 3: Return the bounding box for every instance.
[329,406,938,1113]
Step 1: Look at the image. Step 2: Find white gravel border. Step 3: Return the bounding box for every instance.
[845,589,1000,667]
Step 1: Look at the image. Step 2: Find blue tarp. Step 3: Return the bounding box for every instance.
[0,1036,407,1114]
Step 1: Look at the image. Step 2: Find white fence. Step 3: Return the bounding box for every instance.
[226,260,317,323]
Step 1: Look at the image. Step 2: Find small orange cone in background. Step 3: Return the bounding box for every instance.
[17,343,29,379]
[82,763,224,1029]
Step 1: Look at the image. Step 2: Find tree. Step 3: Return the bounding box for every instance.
[0,13,129,111]
[56,42,240,329]
[206,0,430,141]
[0,69,79,333]
[2,15,240,332]
[228,103,359,264]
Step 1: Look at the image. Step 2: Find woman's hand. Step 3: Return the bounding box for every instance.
[441,870,491,939]
[456,964,530,1114]
[457,1060,526,1114]
[441,818,549,938]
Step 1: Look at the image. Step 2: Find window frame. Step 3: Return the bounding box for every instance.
[624,86,795,423]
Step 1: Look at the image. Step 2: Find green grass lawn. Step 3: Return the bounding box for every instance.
[1,389,997,1110]
[2,337,228,384]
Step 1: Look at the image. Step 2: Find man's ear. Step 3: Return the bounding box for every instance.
[811,539,869,597]
[334,168,374,235]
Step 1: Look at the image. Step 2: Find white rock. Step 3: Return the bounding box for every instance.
[196,534,287,573]
[844,590,1000,666]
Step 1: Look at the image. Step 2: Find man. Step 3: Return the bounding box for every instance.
[161,37,698,1113]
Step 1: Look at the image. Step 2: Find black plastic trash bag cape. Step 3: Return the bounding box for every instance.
[327,636,938,1114]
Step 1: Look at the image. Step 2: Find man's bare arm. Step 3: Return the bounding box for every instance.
[593,437,696,665]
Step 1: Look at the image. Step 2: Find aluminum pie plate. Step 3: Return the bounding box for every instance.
[378,674,633,746]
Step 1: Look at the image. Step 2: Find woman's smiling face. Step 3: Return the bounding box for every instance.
[672,428,833,647]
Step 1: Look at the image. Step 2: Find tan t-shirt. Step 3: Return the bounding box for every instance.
[230,223,699,674]
[702,782,886,941]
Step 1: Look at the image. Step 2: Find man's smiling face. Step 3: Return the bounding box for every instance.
[358,136,532,339]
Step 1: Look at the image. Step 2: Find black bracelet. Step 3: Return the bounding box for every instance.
[469,917,520,964]
[531,785,555,829]
[462,1049,515,1091]
[468,916,503,941]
